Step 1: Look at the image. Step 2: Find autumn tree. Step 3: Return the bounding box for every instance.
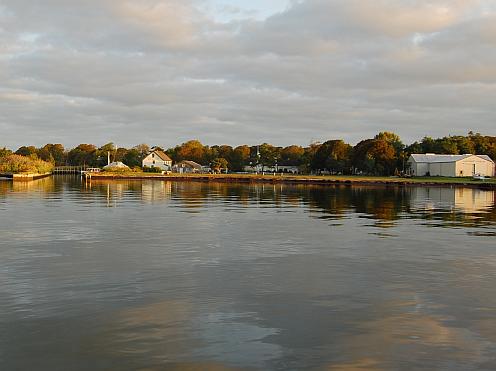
[375,132,404,153]
[311,140,351,173]
[0,147,13,158]
[469,132,496,160]
[280,145,305,166]
[352,139,396,175]
[211,158,229,173]
[175,140,207,164]
[230,145,250,171]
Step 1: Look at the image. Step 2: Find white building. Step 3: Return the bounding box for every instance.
[407,154,495,177]
[173,160,203,173]
[142,149,172,170]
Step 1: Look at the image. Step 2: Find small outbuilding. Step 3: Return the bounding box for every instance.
[142,149,172,171]
[407,154,495,177]
[173,160,203,174]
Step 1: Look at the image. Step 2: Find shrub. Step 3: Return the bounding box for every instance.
[0,154,54,174]
[143,166,162,173]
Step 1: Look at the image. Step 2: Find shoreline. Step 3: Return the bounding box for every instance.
[0,172,52,181]
[82,173,496,189]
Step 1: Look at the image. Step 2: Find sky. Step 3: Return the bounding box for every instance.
[1,0,496,149]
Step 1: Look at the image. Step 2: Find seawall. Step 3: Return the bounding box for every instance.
[82,173,496,189]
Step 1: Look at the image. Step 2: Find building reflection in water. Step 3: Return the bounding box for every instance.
[411,187,495,213]
[84,180,173,206]
[141,180,172,203]
[3,177,495,227]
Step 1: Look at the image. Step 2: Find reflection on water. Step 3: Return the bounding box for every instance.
[1,176,496,370]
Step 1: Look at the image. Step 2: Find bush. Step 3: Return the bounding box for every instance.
[0,154,54,174]
[143,166,162,173]
[102,167,129,173]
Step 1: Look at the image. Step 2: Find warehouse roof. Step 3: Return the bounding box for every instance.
[409,154,494,163]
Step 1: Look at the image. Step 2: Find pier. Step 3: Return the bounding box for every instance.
[53,166,87,174]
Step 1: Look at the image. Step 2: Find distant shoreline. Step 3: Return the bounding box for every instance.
[81,173,496,189]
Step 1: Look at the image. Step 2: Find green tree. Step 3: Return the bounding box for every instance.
[68,144,98,166]
[257,143,280,170]
[230,145,250,171]
[352,139,396,175]
[122,149,142,167]
[15,146,37,157]
[37,144,66,165]
[311,140,351,173]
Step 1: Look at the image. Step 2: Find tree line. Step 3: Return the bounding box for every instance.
[1,131,495,175]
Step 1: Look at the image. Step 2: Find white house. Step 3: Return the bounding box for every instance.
[407,154,495,177]
[142,149,172,170]
[173,160,203,174]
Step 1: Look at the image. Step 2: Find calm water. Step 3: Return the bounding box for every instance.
[1,176,496,370]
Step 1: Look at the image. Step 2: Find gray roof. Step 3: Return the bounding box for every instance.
[176,160,202,169]
[151,150,172,162]
[409,154,494,163]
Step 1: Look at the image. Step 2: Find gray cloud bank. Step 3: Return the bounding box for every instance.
[1,0,495,148]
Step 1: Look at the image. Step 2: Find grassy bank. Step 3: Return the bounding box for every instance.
[84,172,496,188]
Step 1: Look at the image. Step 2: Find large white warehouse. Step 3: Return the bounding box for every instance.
[407,154,495,177]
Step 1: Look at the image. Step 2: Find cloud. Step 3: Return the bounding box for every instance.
[0,0,495,148]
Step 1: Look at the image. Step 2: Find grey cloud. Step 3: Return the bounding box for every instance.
[0,0,495,149]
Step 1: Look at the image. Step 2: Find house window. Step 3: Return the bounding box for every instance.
[152,154,155,158]
[153,160,155,165]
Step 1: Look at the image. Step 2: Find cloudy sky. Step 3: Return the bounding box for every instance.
[1,0,495,149]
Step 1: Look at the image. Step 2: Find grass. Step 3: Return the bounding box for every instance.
[86,172,496,185]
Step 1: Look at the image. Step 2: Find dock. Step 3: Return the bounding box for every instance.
[53,166,87,174]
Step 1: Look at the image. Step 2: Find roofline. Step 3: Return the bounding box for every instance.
[149,149,172,162]
[408,154,494,163]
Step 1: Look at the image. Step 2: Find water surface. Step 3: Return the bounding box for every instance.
[1,176,495,370]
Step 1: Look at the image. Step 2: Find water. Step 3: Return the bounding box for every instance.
[1,176,495,370]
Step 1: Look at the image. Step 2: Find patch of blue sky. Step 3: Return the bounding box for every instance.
[202,0,292,22]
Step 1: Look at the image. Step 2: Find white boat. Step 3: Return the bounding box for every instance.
[472,174,486,181]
